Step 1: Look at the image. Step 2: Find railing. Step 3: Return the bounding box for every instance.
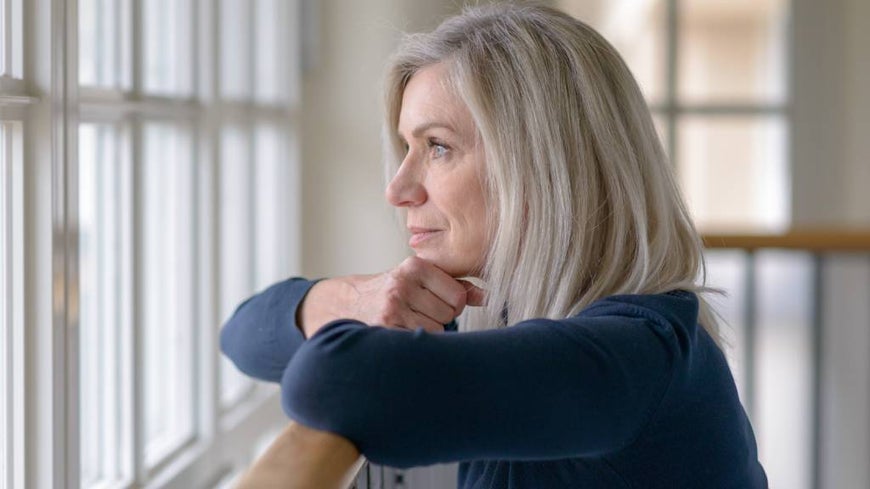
[236,230,870,489]
[234,421,365,489]
[702,229,870,489]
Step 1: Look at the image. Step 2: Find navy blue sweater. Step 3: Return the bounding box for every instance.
[221,278,768,488]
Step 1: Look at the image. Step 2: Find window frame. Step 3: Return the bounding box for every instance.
[0,119,25,489]
[4,0,302,487]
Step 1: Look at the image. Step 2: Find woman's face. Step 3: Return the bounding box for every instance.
[387,62,490,277]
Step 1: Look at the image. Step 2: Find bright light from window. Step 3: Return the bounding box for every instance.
[555,0,666,103]
[143,0,192,95]
[254,0,290,104]
[220,0,252,100]
[79,124,133,488]
[219,124,255,408]
[680,0,788,104]
[0,1,6,77]
[0,124,8,489]
[679,115,789,231]
[142,123,196,466]
[79,0,128,87]
[254,124,297,287]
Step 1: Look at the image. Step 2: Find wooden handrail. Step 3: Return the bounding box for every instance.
[234,421,364,489]
[702,229,870,252]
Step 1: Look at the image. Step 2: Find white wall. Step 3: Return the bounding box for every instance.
[843,0,870,224]
[299,0,460,277]
[792,0,870,227]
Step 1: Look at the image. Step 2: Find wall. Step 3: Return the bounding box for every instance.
[843,0,870,224]
[299,0,460,277]
[792,0,870,227]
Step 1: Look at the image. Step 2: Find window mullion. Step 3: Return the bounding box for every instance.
[10,123,25,489]
[2,0,11,76]
[209,0,223,430]
[665,0,678,163]
[52,0,82,486]
[129,0,144,483]
[246,0,256,318]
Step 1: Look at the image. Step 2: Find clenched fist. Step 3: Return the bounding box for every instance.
[297,257,485,338]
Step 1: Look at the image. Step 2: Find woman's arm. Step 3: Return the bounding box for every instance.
[221,258,480,383]
[281,292,694,468]
[219,278,320,382]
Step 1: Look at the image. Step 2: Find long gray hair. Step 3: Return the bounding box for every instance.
[383,3,722,344]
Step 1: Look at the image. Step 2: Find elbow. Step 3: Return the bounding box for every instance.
[219,312,282,382]
[279,321,370,437]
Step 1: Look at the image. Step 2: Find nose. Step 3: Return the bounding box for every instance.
[385,158,427,207]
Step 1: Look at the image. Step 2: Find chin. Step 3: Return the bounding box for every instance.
[414,251,477,278]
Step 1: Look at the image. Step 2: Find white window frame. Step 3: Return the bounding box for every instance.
[0,118,26,489]
[6,0,303,487]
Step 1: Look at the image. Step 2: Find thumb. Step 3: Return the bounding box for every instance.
[459,280,487,307]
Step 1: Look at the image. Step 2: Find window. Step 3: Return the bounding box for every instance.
[141,123,197,468]
[1,124,8,489]
[0,121,24,489]
[556,0,789,232]
[75,0,302,486]
[0,0,25,486]
[79,122,133,486]
[0,0,22,81]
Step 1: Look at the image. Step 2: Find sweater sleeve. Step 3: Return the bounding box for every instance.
[220,278,320,383]
[280,300,681,468]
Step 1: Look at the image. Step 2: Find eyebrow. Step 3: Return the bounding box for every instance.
[398,121,457,141]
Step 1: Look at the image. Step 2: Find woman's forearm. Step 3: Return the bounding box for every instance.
[219,278,317,382]
[296,277,362,339]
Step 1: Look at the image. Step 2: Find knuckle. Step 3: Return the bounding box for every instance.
[403,256,424,273]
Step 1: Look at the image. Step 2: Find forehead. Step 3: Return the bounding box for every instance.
[398,63,474,136]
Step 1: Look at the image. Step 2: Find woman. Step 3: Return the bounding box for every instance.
[222,4,768,487]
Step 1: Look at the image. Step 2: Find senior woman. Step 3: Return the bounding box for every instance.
[222,3,768,488]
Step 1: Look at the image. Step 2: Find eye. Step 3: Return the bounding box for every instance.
[427,139,449,159]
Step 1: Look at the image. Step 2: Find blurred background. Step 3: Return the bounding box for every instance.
[1,0,868,488]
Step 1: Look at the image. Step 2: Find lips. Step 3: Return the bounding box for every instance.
[408,227,442,248]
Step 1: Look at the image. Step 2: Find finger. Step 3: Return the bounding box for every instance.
[405,310,446,334]
[407,286,457,324]
[375,324,412,332]
[402,257,467,313]
[459,280,487,307]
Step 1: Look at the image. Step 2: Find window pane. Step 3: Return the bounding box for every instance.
[254,0,296,104]
[0,1,6,76]
[79,124,134,487]
[219,125,255,408]
[703,250,750,402]
[0,124,8,489]
[142,123,195,466]
[254,124,297,288]
[679,0,788,104]
[678,115,788,231]
[220,0,252,100]
[755,251,814,489]
[143,0,193,95]
[555,0,666,103]
[79,0,124,87]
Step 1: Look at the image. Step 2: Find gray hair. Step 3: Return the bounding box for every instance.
[383,2,722,344]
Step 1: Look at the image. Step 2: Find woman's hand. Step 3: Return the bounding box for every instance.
[297,256,485,338]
